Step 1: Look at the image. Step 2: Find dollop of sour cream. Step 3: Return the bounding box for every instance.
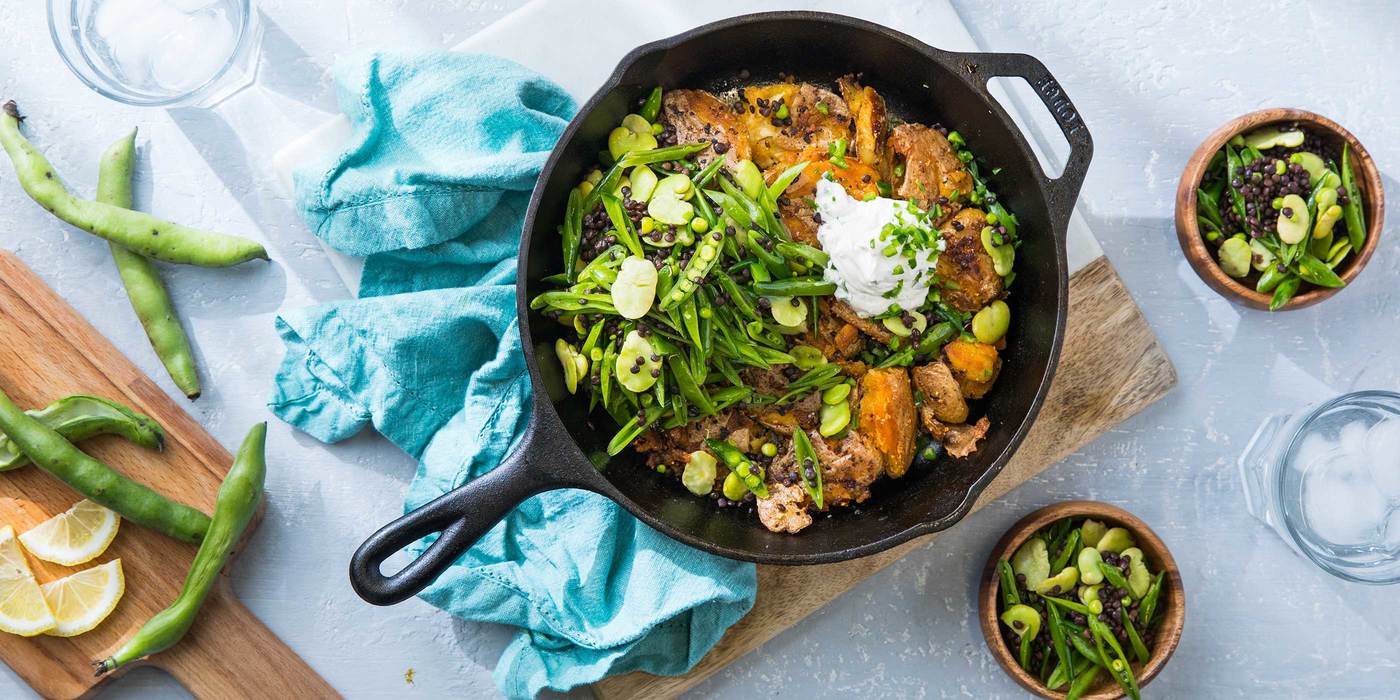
[814,178,941,317]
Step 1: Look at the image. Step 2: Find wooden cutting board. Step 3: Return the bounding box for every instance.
[594,254,1178,699]
[0,252,338,699]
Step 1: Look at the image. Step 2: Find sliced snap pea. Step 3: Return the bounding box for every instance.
[639,86,663,123]
[765,160,810,202]
[0,395,164,471]
[1121,609,1150,663]
[1050,529,1082,573]
[563,187,584,280]
[790,427,825,508]
[1064,665,1101,700]
[996,559,1020,608]
[1068,629,1106,668]
[753,277,836,297]
[1138,570,1166,627]
[1089,614,1141,700]
[1269,275,1301,311]
[1296,253,1345,288]
[1046,604,1075,685]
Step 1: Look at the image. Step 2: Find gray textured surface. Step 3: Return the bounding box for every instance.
[1,0,1398,698]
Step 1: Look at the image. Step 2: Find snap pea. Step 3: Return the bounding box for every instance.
[1064,665,1102,700]
[1196,188,1224,230]
[1046,659,1068,690]
[562,187,584,281]
[0,395,163,471]
[996,559,1021,608]
[1042,595,1090,616]
[1046,604,1075,685]
[95,422,266,676]
[1050,529,1081,573]
[581,160,626,211]
[1121,609,1150,663]
[618,141,709,167]
[98,130,201,399]
[704,438,768,498]
[790,426,824,508]
[705,189,753,230]
[0,387,209,543]
[667,355,715,416]
[1138,570,1166,627]
[744,231,792,279]
[601,193,645,258]
[765,160,810,201]
[692,156,725,190]
[1295,253,1345,288]
[717,176,769,234]
[1255,266,1285,294]
[715,271,759,321]
[0,102,267,267]
[1097,561,1130,591]
[1340,142,1366,251]
[1269,275,1301,311]
[752,277,836,297]
[1224,144,1247,224]
[1088,614,1140,700]
[660,228,726,311]
[775,241,830,268]
[1068,627,1106,668]
[638,86,663,123]
[606,407,658,456]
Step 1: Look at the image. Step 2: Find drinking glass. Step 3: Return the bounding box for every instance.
[48,0,262,108]
[1239,390,1400,584]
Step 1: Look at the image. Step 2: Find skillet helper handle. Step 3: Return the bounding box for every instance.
[349,414,574,606]
[971,52,1094,229]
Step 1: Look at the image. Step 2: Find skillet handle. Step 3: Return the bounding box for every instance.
[969,53,1094,230]
[348,405,591,606]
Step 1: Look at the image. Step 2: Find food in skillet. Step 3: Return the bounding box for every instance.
[532,79,1022,534]
[1195,124,1368,310]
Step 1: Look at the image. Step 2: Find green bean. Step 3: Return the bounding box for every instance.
[0,395,163,471]
[753,277,835,297]
[1064,665,1101,700]
[997,559,1021,608]
[97,131,202,399]
[1121,609,1150,663]
[790,426,824,508]
[95,422,266,676]
[562,187,584,281]
[1340,143,1366,251]
[0,386,209,543]
[618,142,709,167]
[1269,275,1301,311]
[0,102,267,267]
[639,86,663,123]
[1138,571,1165,627]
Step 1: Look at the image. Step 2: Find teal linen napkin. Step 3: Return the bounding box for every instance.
[273,52,756,698]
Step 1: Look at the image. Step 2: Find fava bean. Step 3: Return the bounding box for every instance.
[0,395,163,471]
[818,400,850,437]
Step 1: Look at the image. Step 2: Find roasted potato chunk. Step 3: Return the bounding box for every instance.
[912,361,969,424]
[945,340,1001,399]
[757,482,813,534]
[741,83,851,168]
[889,123,972,214]
[936,208,1004,313]
[857,368,918,478]
[661,89,751,168]
[837,76,888,169]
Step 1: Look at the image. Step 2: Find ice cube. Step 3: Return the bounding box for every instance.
[1338,419,1371,457]
[1365,417,1400,498]
[1383,508,1400,550]
[1303,453,1390,545]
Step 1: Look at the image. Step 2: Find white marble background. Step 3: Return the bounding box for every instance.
[1,1,1398,698]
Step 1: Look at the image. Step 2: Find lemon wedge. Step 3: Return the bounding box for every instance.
[40,559,124,637]
[19,500,120,566]
[0,526,56,636]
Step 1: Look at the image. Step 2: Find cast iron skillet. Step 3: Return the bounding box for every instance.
[350,11,1092,605]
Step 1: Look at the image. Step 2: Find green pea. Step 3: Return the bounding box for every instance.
[722,471,748,500]
[971,300,1011,344]
[822,383,851,405]
[818,401,851,437]
[690,216,709,234]
[761,442,778,458]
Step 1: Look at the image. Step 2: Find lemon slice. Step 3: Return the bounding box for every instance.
[40,559,124,637]
[0,526,56,636]
[19,500,120,566]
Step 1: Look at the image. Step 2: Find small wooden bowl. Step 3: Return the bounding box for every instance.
[1175,108,1384,310]
[978,502,1185,699]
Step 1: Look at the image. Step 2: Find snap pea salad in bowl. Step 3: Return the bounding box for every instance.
[1194,122,1368,310]
[993,515,1173,700]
